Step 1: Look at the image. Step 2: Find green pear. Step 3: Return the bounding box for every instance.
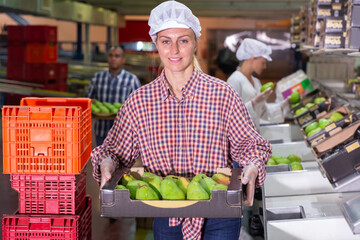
[126,180,149,200]
[276,157,291,165]
[307,127,322,137]
[305,122,319,134]
[330,112,344,122]
[141,172,162,199]
[191,173,208,183]
[121,174,136,186]
[318,118,332,129]
[199,176,218,195]
[287,154,301,163]
[267,158,277,166]
[212,183,228,191]
[160,179,185,200]
[136,185,159,200]
[295,107,308,116]
[290,162,303,171]
[116,184,127,190]
[187,181,210,200]
[165,175,190,195]
[212,173,231,186]
[314,97,326,104]
[305,103,315,109]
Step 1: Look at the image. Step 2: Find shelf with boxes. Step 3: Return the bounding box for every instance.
[296,0,360,55]
[1,97,92,240]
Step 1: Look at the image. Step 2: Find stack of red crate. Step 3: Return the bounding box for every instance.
[2,97,92,240]
[7,25,68,92]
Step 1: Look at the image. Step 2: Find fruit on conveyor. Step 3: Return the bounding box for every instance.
[314,97,326,104]
[295,107,308,116]
[267,154,303,171]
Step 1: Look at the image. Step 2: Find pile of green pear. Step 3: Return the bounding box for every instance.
[267,154,303,171]
[91,101,123,114]
[304,112,344,138]
[294,96,326,116]
[116,172,231,200]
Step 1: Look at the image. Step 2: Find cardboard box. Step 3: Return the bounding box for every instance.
[325,17,346,32]
[294,96,338,127]
[101,167,243,218]
[304,106,359,147]
[312,122,360,183]
[322,32,346,48]
[290,88,327,114]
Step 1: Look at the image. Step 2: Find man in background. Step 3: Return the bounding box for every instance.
[87,45,141,145]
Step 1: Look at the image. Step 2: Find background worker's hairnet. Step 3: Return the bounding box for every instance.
[236,38,272,62]
[148,0,201,43]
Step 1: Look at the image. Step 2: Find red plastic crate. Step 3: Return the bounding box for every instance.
[56,62,68,81]
[2,97,91,174]
[6,61,26,81]
[2,195,91,240]
[10,169,86,215]
[25,62,57,84]
[8,25,57,43]
[7,44,26,63]
[26,43,57,63]
[44,79,68,92]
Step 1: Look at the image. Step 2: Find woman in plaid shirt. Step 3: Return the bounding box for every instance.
[91,1,272,239]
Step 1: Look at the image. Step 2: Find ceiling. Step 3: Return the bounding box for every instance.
[80,0,308,20]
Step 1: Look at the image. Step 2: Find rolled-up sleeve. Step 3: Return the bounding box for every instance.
[227,96,272,186]
[90,97,140,184]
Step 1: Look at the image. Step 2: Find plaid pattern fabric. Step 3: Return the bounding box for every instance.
[91,69,271,239]
[86,68,140,137]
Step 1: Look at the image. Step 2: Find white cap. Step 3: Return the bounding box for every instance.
[148,0,201,43]
[236,38,272,62]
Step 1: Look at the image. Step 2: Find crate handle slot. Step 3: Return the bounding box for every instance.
[355,163,360,171]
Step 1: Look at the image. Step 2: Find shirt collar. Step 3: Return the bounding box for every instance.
[159,69,200,101]
[108,68,124,78]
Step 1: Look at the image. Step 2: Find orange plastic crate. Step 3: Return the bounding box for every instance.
[2,195,91,240]
[2,97,91,174]
[11,169,87,215]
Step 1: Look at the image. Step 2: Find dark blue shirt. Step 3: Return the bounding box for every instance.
[86,68,141,137]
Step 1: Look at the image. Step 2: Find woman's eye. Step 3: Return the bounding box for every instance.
[180,39,188,44]
[162,40,169,44]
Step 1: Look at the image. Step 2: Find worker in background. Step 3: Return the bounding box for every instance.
[91,1,271,239]
[86,45,141,146]
[227,38,289,129]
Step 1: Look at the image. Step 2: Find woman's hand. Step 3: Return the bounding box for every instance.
[100,157,115,189]
[251,88,273,107]
[241,163,259,206]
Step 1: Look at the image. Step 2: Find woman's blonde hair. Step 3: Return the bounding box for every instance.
[193,54,202,72]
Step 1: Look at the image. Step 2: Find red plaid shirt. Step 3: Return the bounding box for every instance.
[91,70,271,239]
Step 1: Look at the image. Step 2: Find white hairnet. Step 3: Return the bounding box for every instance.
[236,38,272,61]
[148,0,201,43]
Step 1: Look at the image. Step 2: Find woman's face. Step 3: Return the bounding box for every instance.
[156,28,197,74]
[252,57,268,75]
